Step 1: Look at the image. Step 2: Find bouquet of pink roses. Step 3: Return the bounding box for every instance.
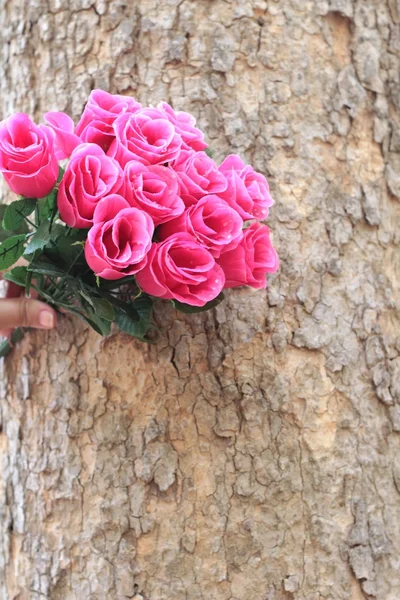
[0,90,278,354]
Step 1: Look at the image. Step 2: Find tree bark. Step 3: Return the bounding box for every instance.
[1,1,400,599]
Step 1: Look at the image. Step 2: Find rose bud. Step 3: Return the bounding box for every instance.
[85,194,154,280]
[217,222,279,289]
[0,113,58,198]
[58,143,124,228]
[135,232,225,307]
[158,195,243,257]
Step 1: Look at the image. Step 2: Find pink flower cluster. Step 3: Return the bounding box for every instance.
[0,90,279,306]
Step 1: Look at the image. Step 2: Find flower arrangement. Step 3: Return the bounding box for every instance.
[0,90,278,354]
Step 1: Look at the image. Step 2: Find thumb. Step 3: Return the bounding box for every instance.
[0,297,56,331]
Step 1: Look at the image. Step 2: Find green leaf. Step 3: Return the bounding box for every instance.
[134,294,153,315]
[173,293,225,314]
[63,226,88,241]
[0,205,11,243]
[0,234,26,271]
[24,221,51,253]
[0,327,26,358]
[57,234,86,264]
[3,266,28,287]
[79,291,115,322]
[91,298,115,321]
[37,190,57,221]
[77,289,113,335]
[115,295,153,341]
[49,223,69,241]
[205,147,213,158]
[106,295,140,321]
[83,307,111,336]
[115,310,147,340]
[0,203,30,243]
[2,198,36,231]
[34,241,65,268]
[75,311,110,336]
[99,274,138,290]
[27,258,67,278]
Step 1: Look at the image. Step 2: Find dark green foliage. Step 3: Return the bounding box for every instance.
[2,197,36,230]
[173,293,224,314]
[0,235,27,270]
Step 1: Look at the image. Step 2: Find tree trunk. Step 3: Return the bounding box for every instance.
[1,1,400,599]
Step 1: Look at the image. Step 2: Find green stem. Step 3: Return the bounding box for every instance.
[49,278,69,302]
[0,239,25,259]
[23,215,37,229]
[65,247,84,276]
[45,279,58,296]
[49,209,58,233]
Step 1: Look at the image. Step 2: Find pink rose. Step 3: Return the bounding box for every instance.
[158,195,243,257]
[85,194,154,280]
[76,119,115,153]
[219,155,274,220]
[158,102,207,151]
[135,233,225,306]
[108,107,182,167]
[43,112,81,160]
[123,161,185,226]
[75,89,142,151]
[217,222,279,289]
[172,150,227,204]
[0,113,58,198]
[58,143,124,228]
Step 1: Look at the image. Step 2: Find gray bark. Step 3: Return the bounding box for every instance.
[1,1,400,599]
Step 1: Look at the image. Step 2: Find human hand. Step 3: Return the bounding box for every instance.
[0,274,56,339]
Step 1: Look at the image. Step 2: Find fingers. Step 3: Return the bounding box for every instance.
[4,281,23,299]
[0,297,56,331]
[0,327,13,340]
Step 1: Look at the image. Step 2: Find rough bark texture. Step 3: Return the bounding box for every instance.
[1,1,400,599]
